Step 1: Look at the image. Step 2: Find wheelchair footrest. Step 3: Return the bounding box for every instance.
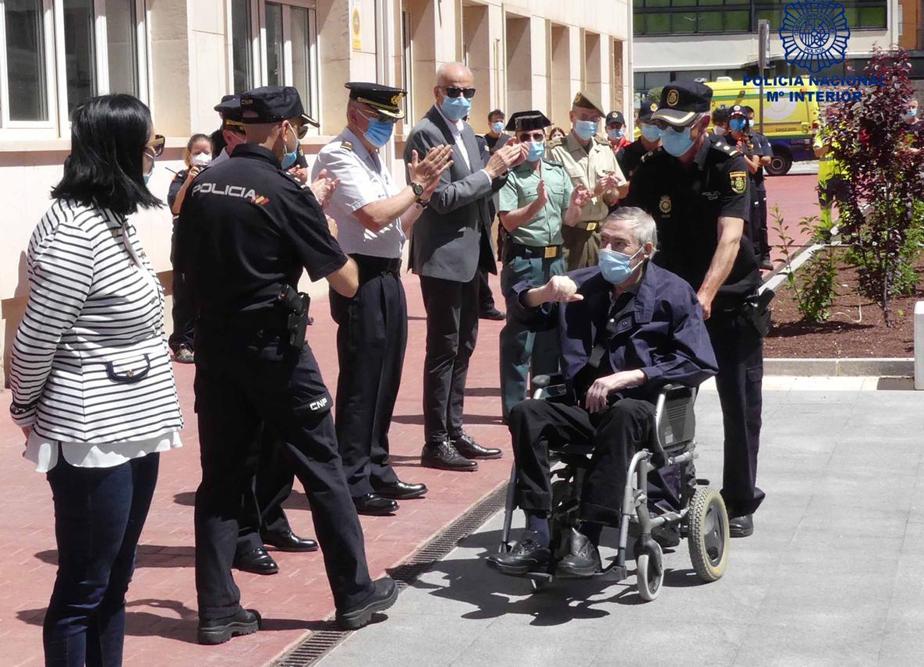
[601,563,628,582]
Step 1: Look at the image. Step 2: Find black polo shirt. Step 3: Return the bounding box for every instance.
[177,143,346,320]
[624,140,759,303]
[715,131,772,188]
[616,138,650,180]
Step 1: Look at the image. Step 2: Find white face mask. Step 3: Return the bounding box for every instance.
[191,152,212,167]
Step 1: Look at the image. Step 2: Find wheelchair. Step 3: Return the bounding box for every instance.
[498,375,729,601]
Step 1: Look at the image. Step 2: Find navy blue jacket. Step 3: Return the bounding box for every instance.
[509,262,718,400]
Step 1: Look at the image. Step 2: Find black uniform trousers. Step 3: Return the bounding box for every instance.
[329,256,404,498]
[168,221,195,352]
[508,398,655,526]
[477,268,497,313]
[418,274,480,444]
[235,424,295,554]
[193,329,373,619]
[706,310,765,518]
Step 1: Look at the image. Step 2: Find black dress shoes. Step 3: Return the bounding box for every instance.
[421,440,478,471]
[479,307,506,321]
[261,528,319,552]
[354,493,399,516]
[730,514,754,537]
[233,546,278,575]
[198,608,262,645]
[336,577,399,630]
[487,531,551,575]
[375,480,428,500]
[556,529,602,578]
[452,432,502,460]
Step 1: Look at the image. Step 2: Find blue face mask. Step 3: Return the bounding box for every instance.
[365,117,395,148]
[640,124,662,142]
[661,125,695,158]
[607,127,625,140]
[440,95,472,122]
[599,247,643,284]
[281,125,299,170]
[574,119,597,142]
[526,140,545,162]
[491,121,505,134]
[143,171,152,185]
[729,118,747,133]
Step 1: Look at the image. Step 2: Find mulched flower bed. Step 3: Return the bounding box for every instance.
[764,253,923,358]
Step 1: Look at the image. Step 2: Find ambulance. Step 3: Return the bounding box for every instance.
[706,77,820,175]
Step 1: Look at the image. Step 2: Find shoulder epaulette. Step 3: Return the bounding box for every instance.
[341,140,353,152]
[712,142,740,158]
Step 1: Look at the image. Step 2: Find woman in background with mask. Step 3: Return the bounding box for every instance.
[496,110,591,422]
[9,94,182,667]
[166,133,212,363]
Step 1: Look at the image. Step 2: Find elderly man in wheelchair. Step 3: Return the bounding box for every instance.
[488,207,723,594]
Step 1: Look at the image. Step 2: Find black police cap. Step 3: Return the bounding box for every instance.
[240,86,319,127]
[637,96,658,121]
[345,82,406,120]
[651,81,713,126]
[213,94,243,123]
[728,104,748,118]
[606,111,625,126]
[505,110,551,133]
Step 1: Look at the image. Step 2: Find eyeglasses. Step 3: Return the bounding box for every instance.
[517,132,545,142]
[443,86,476,99]
[146,134,165,158]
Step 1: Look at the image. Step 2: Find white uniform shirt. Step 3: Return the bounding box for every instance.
[312,128,404,259]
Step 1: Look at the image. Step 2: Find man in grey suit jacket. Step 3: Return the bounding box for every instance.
[405,62,525,471]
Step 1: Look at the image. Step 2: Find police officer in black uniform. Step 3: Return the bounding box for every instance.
[616,95,661,181]
[178,86,396,644]
[743,105,774,270]
[625,81,765,538]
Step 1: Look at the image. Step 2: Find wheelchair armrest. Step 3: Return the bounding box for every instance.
[531,373,566,390]
[650,383,698,462]
[530,373,569,402]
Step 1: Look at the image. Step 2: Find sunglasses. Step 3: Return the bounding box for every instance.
[517,131,545,142]
[650,119,694,131]
[146,134,165,158]
[443,86,476,99]
[287,122,309,140]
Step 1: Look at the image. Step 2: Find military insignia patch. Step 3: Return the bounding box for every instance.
[649,102,658,112]
[666,89,680,107]
[390,94,402,107]
[659,195,672,214]
[729,171,747,194]
[342,140,353,152]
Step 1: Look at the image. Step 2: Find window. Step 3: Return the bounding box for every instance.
[755,0,886,31]
[0,0,148,136]
[230,1,319,125]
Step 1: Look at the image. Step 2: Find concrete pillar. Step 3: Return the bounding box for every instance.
[148,0,191,137]
[505,13,531,114]
[462,3,491,131]
[187,0,229,134]
[583,30,601,107]
[915,301,924,390]
[549,22,571,128]
[528,16,548,112]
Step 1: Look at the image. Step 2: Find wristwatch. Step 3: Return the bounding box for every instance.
[411,182,425,197]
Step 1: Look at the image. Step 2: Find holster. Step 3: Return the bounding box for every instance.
[277,285,311,348]
[741,289,774,338]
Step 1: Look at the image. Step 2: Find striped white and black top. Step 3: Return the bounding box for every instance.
[9,199,183,444]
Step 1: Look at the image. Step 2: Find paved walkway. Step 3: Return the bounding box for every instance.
[323,378,924,666]
[0,174,818,666]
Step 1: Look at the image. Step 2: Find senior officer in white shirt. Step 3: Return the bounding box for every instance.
[312,82,453,516]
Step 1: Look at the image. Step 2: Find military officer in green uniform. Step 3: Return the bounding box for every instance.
[498,111,591,420]
[548,92,628,270]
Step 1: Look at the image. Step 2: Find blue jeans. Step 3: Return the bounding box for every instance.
[44,452,160,667]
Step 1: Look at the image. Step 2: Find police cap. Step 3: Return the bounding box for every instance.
[240,86,319,127]
[605,111,626,127]
[651,81,713,126]
[213,94,243,123]
[637,96,658,122]
[505,110,551,133]
[345,82,406,120]
[572,92,604,117]
[728,104,747,118]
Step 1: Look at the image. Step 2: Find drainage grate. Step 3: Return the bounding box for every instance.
[272,483,507,666]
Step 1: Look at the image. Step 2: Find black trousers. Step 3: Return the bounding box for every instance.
[508,398,655,526]
[418,274,480,443]
[329,260,404,498]
[707,311,765,518]
[751,185,769,259]
[236,425,294,555]
[476,268,497,313]
[193,330,373,619]
[168,222,195,352]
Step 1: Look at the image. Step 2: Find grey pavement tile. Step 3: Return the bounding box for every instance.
[876,631,924,666]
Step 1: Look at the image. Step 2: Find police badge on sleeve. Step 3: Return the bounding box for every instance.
[729,171,747,194]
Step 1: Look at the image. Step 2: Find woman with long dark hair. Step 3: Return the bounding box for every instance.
[9,94,183,666]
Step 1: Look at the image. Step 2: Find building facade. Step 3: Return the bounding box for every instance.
[632,0,904,95]
[0,0,632,384]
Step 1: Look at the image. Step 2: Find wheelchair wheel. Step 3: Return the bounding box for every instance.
[687,487,730,582]
[636,541,664,602]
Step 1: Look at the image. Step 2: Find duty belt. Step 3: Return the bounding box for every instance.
[351,254,402,281]
[574,220,600,232]
[507,243,562,261]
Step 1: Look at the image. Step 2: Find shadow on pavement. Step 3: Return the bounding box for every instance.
[33,545,196,568]
[391,413,504,426]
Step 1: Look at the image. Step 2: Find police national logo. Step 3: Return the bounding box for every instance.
[729,171,747,195]
[779,1,850,74]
